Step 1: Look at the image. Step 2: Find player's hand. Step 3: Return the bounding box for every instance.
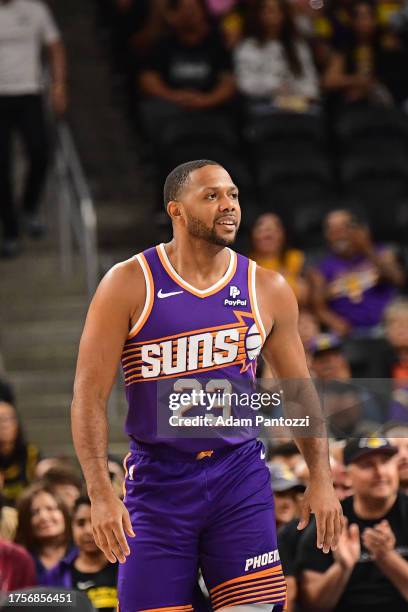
[297,477,343,553]
[90,490,135,564]
[362,519,396,560]
[333,518,360,569]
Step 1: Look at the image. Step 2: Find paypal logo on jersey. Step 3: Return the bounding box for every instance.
[224,285,247,307]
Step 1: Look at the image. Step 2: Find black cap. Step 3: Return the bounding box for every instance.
[309,333,343,356]
[269,463,306,493]
[343,436,398,466]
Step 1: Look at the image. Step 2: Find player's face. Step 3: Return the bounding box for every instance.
[72,503,100,553]
[348,453,399,501]
[31,492,66,540]
[178,166,241,247]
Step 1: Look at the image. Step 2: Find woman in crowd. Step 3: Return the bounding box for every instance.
[249,212,309,305]
[0,381,40,506]
[323,0,408,107]
[234,0,320,114]
[15,482,73,584]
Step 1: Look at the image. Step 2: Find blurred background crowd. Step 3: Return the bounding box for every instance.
[1,0,408,610]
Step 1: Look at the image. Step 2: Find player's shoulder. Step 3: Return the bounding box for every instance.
[254,263,295,300]
[96,254,145,303]
[105,254,144,282]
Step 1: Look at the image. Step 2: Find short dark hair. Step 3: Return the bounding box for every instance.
[163,159,221,209]
[42,465,83,491]
[73,495,91,517]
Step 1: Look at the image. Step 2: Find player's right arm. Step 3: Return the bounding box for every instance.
[71,258,145,564]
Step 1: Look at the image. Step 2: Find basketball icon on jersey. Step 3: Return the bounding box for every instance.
[245,323,263,361]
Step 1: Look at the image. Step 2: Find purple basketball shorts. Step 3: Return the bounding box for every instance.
[118,439,286,612]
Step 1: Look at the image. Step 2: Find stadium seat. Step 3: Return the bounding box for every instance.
[159,114,240,151]
[244,112,326,165]
[337,107,408,148]
[258,155,333,204]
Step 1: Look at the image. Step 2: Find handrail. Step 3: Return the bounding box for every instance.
[54,120,99,299]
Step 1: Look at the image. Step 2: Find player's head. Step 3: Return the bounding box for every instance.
[164,160,241,247]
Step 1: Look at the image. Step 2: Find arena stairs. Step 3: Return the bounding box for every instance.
[0,0,169,462]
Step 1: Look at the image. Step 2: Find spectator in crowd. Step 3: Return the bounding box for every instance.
[383,298,408,421]
[383,422,408,494]
[234,0,320,115]
[297,436,408,612]
[298,309,321,369]
[309,335,384,435]
[249,213,309,305]
[0,471,18,541]
[298,309,320,348]
[0,381,40,506]
[0,0,67,258]
[138,0,236,145]
[15,482,73,584]
[41,466,83,512]
[0,538,37,592]
[45,496,118,612]
[278,449,351,612]
[124,0,167,57]
[34,455,78,480]
[309,210,405,337]
[268,441,302,471]
[269,462,305,612]
[269,462,305,530]
[107,454,125,499]
[322,0,408,108]
[206,0,245,48]
[309,333,352,380]
[331,456,353,501]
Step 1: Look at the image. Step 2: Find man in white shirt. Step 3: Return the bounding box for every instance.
[0,0,67,257]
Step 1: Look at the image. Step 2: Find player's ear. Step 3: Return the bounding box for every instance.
[167,200,182,219]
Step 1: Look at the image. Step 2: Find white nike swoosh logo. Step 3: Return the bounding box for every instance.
[77,581,95,590]
[260,450,266,460]
[157,289,184,299]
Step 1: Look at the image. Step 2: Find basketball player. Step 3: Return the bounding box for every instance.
[72,160,343,612]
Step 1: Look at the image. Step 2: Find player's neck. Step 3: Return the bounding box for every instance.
[165,238,231,290]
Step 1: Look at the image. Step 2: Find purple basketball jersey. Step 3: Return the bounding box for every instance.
[121,244,266,452]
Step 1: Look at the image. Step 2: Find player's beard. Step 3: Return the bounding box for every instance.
[185,213,238,247]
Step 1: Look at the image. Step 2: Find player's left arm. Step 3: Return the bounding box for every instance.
[257,267,343,553]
